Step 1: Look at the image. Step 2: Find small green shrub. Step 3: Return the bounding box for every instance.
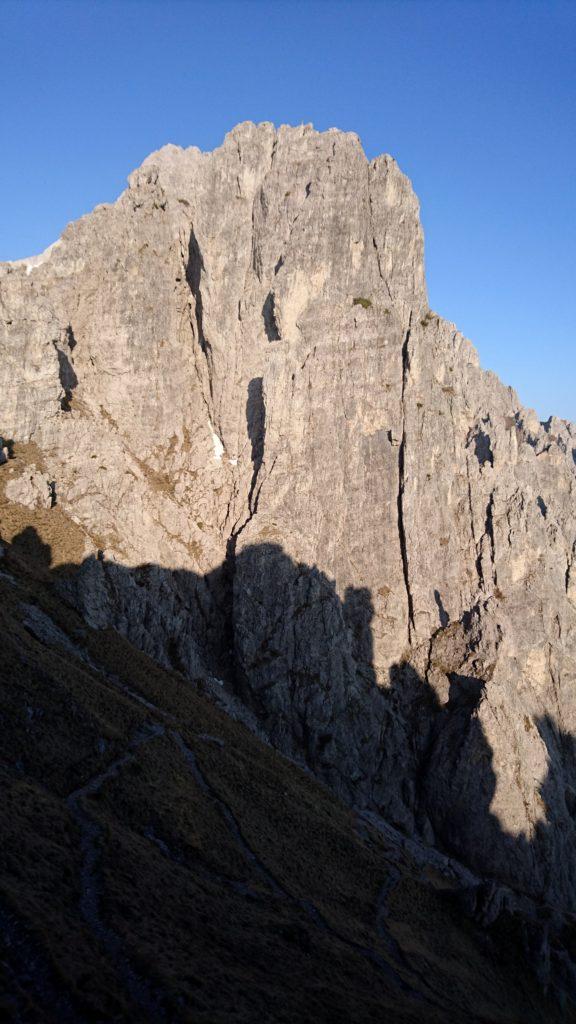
[352,297,372,309]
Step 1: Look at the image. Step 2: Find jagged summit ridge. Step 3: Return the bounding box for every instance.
[1,122,576,920]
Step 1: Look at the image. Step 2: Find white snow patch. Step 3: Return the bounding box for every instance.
[208,420,224,461]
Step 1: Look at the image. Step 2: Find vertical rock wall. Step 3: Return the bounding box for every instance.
[2,122,575,910]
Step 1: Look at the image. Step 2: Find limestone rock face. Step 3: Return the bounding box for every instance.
[2,122,576,915]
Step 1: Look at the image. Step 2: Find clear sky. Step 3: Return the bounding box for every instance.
[1,0,574,420]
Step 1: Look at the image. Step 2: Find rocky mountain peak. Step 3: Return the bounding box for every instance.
[1,121,576,955]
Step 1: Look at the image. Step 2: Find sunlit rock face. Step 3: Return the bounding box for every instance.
[2,121,576,910]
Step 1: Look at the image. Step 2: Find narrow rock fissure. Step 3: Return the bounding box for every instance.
[398,321,415,642]
[485,491,498,586]
[52,331,78,412]
[566,543,576,594]
[368,172,393,302]
[220,378,269,695]
[185,226,215,406]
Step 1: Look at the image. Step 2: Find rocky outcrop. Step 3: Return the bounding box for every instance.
[1,122,576,924]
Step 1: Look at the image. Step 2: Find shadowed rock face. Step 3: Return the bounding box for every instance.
[1,121,576,924]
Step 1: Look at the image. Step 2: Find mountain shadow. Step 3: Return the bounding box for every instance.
[2,526,576,1013]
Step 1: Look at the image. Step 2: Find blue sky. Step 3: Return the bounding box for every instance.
[1,0,574,420]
